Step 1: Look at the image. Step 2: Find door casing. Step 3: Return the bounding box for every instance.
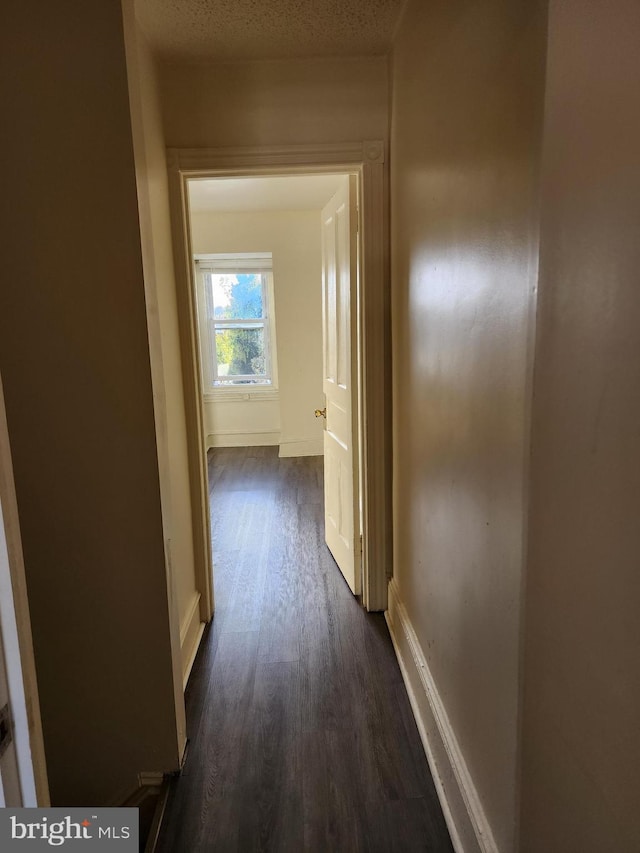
[167,141,390,616]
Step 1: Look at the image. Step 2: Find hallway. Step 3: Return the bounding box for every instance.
[156,447,453,852]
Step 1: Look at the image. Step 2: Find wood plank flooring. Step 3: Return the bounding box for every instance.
[156,447,453,853]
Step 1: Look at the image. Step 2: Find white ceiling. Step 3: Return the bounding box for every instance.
[135,0,405,61]
[187,174,347,213]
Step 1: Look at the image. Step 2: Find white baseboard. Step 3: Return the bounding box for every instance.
[180,592,205,689]
[278,437,324,458]
[385,578,498,853]
[206,430,280,449]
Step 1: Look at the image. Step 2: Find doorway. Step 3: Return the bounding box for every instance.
[167,141,390,627]
[186,172,362,600]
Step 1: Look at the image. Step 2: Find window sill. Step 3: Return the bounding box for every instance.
[203,387,279,403]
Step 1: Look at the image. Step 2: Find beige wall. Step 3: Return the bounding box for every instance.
[190,210,325,456]
[5,0,637,839]
[520,1,640,850]
[123,4,201,686]
[159,56,389,149]
[390,0,546,849]
[0,0,182,803]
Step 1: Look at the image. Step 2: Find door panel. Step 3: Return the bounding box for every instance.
[321,177,360,594]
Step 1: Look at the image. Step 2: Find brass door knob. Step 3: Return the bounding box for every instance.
[314,408,327,418]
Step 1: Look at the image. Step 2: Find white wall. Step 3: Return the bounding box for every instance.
[190,210,325,457]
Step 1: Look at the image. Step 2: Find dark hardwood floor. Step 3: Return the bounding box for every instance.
[156,446,453,852]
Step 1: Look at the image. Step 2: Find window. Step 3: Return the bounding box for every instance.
[195,254,277,393]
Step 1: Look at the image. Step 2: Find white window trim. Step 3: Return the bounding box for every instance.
[194,253,279,400]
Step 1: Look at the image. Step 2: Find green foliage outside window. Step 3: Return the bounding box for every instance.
[214,274,266,379]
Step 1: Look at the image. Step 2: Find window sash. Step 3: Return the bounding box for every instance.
[196,261,274,388]
[212,318,266,328]
[195,252,273,273]
[209,319,270,384]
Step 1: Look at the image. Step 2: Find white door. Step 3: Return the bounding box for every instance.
[0,493,34,806]
[0,375,47,806]
[0,595,23,806]
[320,177,361,594]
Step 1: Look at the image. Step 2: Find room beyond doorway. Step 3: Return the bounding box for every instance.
[186,173,347,459]
[184,169,364,606]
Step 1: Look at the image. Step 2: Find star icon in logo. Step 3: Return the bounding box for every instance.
[81,820,91,827]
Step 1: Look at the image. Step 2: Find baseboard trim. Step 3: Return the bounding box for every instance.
[180,593,205,689]
[144,778,171,853]
[206,430,280,448]
[278,437,324,458]
[385,578,497,853]
[117,774,170,853]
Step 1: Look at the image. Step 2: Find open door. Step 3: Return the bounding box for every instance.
[0,602,23,806]
[320,176,361,594]
[0,375,48,806]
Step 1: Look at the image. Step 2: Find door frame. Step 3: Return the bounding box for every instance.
[167,141,390,612]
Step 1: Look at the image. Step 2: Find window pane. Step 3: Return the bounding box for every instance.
[215,326,267,382]
[209,273,264,320]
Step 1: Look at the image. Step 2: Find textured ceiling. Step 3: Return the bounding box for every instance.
[135,0,405,61]
[188,174,347,213]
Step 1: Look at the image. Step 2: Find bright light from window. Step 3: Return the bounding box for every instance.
[195,256,276,390]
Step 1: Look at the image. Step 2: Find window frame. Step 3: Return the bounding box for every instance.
[194,253,278,400]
